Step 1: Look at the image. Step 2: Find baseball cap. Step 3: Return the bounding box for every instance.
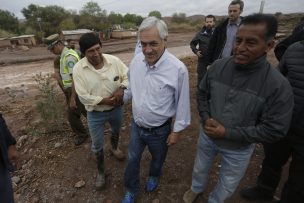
[44,34,61,50]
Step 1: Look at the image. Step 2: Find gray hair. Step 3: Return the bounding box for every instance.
[138,16,168,40]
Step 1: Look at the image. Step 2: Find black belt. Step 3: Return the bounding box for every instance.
[138,118,172,132]
[92,108,114,113]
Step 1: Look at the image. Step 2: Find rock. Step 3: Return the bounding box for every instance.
[74,180,86,188]
[19,45,29,51]
[152,199,160,203]
[84,143,90,150]
[12,176,21,184]
[17,135,28,147]
[54,142,62,148]
[30,196,39,203]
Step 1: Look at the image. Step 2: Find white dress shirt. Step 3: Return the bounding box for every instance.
[124,50,191,132]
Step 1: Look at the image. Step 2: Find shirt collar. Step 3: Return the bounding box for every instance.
[83,54,111,70]
[228,18,241,26]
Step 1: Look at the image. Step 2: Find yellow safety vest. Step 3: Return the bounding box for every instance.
[60,49,80,88]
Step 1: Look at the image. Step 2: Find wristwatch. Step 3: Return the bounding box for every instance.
[120,85,127,90]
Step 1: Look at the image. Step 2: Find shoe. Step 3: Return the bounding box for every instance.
[110,147,126,161]
[121,191,135,203]
[74,135,87,146]
[183,189,200,203]
[145,176,158,192]
[95,173,105,190]
[240,186,273,201]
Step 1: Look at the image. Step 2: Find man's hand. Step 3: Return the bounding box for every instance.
[112,87,124,106]
[101,97,116,106]
[166,132,181,146]
[8,145,19,169]
[204,118,225,139]
[196,51,203,58]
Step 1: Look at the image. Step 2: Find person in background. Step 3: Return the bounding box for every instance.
[183,14,294,203]
[274,17,304,61]
[0,114,19,203]
[206,0,244,65]
[45,34,88,146]
[121,16,191,203]
[73,33,128,190]
[190,14,216,85]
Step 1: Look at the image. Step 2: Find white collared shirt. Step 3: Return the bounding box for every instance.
[73,54,128,112]
[124,50,191,132]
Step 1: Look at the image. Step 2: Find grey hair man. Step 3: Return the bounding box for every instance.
[121,16,191,203]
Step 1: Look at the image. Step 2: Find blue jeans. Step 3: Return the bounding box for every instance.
[191,127,255,203]
[123,119,171,195]
[87,106,123,153]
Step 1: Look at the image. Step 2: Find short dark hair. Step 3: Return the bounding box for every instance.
[230,0,244,11]
[205,15,216,22]
[79,32,102,54]
[241,13,278,42]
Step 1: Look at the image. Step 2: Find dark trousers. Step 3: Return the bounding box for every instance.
[197,58,208,87]
[280,133,304,203]
[124,120,171,195]
[0,165,14,203]
[257,137,291,195]
[63,87,87,138]
[257,132,304,203]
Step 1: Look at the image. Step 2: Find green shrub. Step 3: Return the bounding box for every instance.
[33,73,65,134]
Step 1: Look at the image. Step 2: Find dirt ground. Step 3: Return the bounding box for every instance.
[0,32,290,203]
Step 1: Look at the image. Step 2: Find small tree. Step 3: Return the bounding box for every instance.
[0,9,19,33]
[148,10,162,19]
[33,73,65,134]
[172,12,188,24]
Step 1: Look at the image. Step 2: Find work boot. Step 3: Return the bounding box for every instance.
[95,149,105,190]
[110,134,125,160]
[74,134,88,146]
[183,189,200,203]
[240,186,273,201]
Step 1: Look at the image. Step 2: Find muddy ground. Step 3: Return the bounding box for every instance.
[0,32,289,203]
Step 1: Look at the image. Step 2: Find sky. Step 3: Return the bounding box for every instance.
[2,0,304,19]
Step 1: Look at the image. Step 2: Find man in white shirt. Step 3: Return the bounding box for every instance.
[121,16,191,203]
[73,33,128,190]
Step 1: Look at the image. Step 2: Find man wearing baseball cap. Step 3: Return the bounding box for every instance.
[45,33,88,146]
[73,33,128,190]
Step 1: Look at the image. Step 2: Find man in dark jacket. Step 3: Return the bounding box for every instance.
[278,40,304,203]
[206,0,243,65]
[274,18,304,61]
[183,14,294,203]
[190,15,215,85]
[241,40,304,203]
[240,25,304,202]
[0,114,19,203]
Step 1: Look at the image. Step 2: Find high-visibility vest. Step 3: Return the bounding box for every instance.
[60,49,80,88]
